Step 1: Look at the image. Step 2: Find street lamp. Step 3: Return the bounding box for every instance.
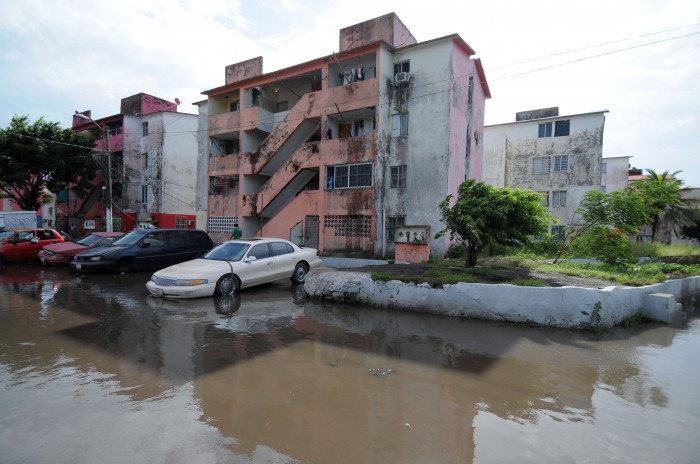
[74,112,113,232]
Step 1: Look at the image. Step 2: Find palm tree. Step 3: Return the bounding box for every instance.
[633,169,699,242]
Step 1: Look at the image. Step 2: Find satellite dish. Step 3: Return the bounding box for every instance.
[175,98,181,105]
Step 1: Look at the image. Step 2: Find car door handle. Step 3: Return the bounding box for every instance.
[267,262,273,265]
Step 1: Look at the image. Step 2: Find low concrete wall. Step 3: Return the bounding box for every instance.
[304,269,700,329]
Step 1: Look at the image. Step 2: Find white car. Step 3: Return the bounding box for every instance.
[146,238,321,299]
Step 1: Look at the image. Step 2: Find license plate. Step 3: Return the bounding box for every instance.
[76,264,82,269]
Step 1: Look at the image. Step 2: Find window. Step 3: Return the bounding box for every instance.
[142,122,148,136]
[391,113,409,137]
[141,185,148,204]
[391,165,407,189]
[538,122,552,138]
[394,61,410,75]
[175,216,187,229]
[270,241,294,256]
[532,157,550,175]
[249,243,271,260]
[553,155,569,172]
[537,191,549,207]
[142,153,148,169]
[554,120,570,137]
[387,216,405,242]
[229,100,240,112]
[552,190,567,207]
[276,101,288,112]
[209,175,239,195]
[326,163,372,189]
[551,225,567,240]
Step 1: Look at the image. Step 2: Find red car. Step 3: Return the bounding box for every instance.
[39,231,124,266]
[0,228,65,265]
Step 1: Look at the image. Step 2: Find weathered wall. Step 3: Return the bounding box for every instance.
[225,57,263,85]
[375,39,456,258]
[305,269,699,329]
[196,101,210,230]
[484,112,606,227]
[338,13,416,52]
[161,112,198,215]
[602,156,631,193]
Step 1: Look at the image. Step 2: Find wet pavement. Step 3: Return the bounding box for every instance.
[1,264,699,463]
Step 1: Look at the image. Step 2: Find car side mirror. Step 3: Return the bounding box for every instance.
[243,256,257,263]
[141,241,150,248]
[31,237,39,244]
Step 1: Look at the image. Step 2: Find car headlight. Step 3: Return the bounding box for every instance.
[90,256,102,261]
[174,279,208,286]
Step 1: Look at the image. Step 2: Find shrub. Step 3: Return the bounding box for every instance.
[566,226,631,267]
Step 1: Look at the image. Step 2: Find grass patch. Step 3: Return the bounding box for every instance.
[532,260,700,286]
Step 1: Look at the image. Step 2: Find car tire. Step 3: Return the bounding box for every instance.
[117,258,138,273]
[216,274,240,295]
[290,263,308,284]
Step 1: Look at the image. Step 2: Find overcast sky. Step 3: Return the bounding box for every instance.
[1,0,698,185]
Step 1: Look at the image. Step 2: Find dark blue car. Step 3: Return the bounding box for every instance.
[70,228,214,273]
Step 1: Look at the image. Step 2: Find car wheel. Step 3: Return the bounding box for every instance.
[117,258,138,273]
[290,263,309,284]
[216,274,240,295]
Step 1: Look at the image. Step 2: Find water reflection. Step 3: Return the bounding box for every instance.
[1,265,699,463]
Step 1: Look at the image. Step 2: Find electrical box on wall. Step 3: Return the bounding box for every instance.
[395,225,429,244]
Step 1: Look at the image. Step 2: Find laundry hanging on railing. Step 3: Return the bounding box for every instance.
[340,67,365,85]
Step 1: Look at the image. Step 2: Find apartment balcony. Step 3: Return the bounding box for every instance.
[95,132,124,153]
[209,111,240,139]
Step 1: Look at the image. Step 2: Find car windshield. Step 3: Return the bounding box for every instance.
[203,242,250,261]
[111,231,146,246]
[75,234,103,246]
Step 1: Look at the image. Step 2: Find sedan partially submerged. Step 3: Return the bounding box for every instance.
[39,231,124,266]
[146,238,321,299]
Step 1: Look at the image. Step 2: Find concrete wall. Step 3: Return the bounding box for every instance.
[375,39,458,258]
[161,112,198,215]
[305,269,699,329]
[195,101,210,231]
[602,156,631,193]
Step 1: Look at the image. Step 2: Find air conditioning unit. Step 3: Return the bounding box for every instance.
[395,72,410,84]
[188,220,195,226]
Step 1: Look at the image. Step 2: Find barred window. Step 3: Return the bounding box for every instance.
[387,216,405,242]
[551,225,567,240]
[324,215,372,238]
[207,216,238,234]
[532,157,550,175]
[537,191,549,207]
[553,155,569,172]
[391,165,407,189]
[209,175,239,195]
[326,163,372,189]
[552,190,567,207]
[175,216,187,229]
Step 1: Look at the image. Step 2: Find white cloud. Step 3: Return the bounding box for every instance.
[1,0,698,184]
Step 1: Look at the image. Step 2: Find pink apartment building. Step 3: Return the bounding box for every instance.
[200,13,490,258]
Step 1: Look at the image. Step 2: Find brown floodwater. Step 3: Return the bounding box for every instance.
[1,264,699,463]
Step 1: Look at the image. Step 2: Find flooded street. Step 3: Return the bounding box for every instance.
[1,264,699,464]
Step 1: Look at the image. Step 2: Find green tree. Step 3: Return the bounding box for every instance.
[632,169,699,242]
[553,189,647,264]
[680,207,700,241]
[0,116,97,211]
[436,179,550,267]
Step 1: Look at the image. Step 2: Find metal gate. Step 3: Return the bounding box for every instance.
[304,215,319,249]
